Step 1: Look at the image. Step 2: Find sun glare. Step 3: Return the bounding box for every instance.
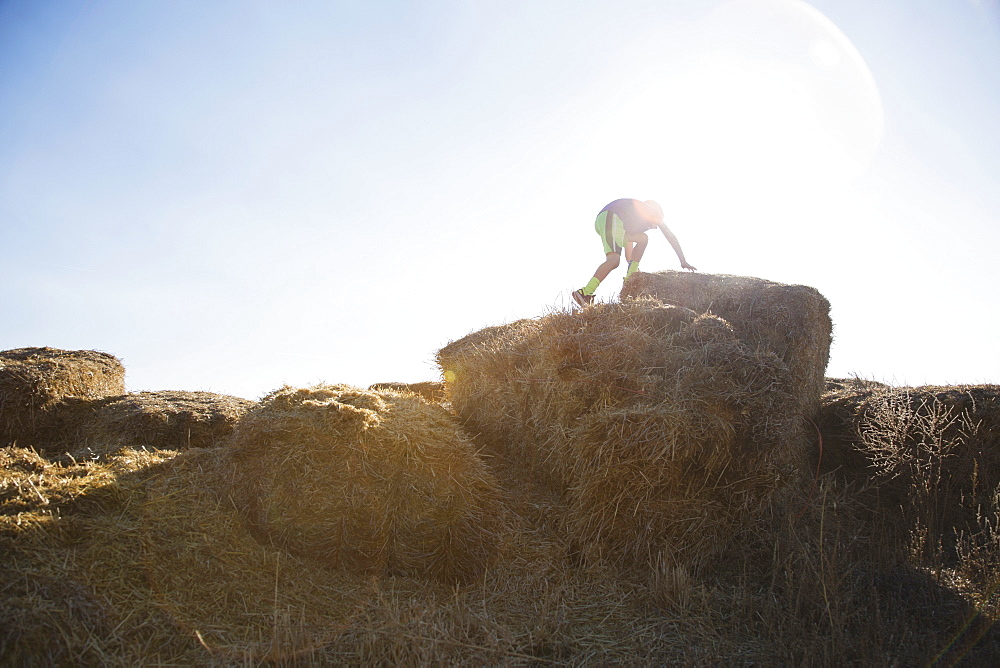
[590,0,884,226]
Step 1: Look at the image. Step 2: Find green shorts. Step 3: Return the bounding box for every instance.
[595,210,626,255]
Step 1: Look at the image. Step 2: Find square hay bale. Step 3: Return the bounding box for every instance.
[0,347,125,447]
[437,298,808,571]
[55,390,255,458]
[220,384,510,583]
[621,271,832,419]
[817,380,1000,548]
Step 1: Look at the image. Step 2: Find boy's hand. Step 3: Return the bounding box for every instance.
[681,261,697,271]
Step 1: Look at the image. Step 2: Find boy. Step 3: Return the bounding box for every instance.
[571,198,696,307]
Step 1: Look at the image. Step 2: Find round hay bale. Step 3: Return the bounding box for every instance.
[0,347,125,447]
[222,384,508,582]
[57,390,254,458]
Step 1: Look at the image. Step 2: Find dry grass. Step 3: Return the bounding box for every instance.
[0,347,125,448]
[809,380,1000,663]
[817,380,1000,571]
[1,445,177,664]
[0,440,747,664]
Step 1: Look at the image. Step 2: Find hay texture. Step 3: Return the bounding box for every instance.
[0,347,125,447]
[622,271,832,419]
[817,379,1000,546]
[369,381,445,403]
[57,390,254,457]
[222,384,508,582]
[437,298,806,570]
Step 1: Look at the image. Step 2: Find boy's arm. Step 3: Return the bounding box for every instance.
[657,222,697,271]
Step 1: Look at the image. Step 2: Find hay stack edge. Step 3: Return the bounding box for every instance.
[438,270,833,571]
[221,383,509,583]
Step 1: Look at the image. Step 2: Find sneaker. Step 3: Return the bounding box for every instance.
[571,289,594,308]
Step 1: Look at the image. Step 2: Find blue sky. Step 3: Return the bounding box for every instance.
[2,0,998,399]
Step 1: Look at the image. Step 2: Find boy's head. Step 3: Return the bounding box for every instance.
[643,200,664,222]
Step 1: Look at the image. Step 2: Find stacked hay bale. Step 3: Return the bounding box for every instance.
[369,381,445,403]
[221,384,509,583]
[0,347,125,447]
[58,390,254,457]
[438,297,814,570]
[622,271,833,419]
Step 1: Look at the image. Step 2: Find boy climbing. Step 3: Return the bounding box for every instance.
[571,198,696,307]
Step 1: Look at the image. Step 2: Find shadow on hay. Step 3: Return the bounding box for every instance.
[52,390,254,459]
[3,439,999,663]
[816,379,1000,564]
[0,445,184,664]
[865,564,1000,666]
[706,467,1000,666]
[2,444,369,664]
[0,568,115,665]
[0,347,125,449]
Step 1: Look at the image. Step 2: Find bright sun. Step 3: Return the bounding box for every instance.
[595,0,884,216]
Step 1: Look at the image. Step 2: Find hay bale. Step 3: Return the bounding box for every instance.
[437,298,806,570]
[0,347,125,447]
[621,271,832,419]
[814,377,889,476]
[221,384,508,582]
[57,390,254,457]
[369,381,445,403]
[816,380,1000,546]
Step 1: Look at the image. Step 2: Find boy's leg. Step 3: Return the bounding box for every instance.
[588,252,622,289]
[581,213,624,291]
[573,252,620,306]
[624,232,648,280]
[574,211,625,307]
